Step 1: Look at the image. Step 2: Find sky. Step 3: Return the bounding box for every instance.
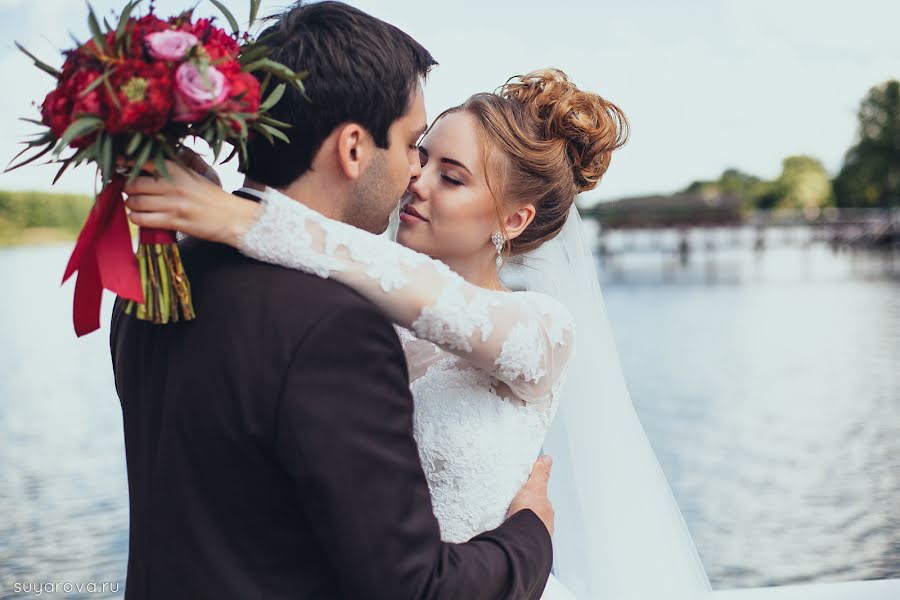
[0,0,897,204]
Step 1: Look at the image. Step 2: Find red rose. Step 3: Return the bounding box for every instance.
[223,71,261,115]
[191,19,240,61]
[104,60,174,134]
[41,66,108,148]
[40,87,73,138]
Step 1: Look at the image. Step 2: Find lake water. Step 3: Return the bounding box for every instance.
[1,237,898,597]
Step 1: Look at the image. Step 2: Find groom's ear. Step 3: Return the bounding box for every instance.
[334,123,372,181]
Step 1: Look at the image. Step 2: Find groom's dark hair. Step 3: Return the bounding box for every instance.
[242,1,437,187]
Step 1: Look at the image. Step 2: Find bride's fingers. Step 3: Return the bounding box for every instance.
[126,210,180,231]
[124,193,184,217]
[123,174,177,197]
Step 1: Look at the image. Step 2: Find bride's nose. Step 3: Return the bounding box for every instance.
[407,171,428,201]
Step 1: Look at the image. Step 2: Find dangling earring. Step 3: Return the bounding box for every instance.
[491,231,505,269]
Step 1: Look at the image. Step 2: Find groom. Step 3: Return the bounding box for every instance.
[110,2,554,599]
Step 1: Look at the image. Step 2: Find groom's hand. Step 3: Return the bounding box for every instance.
[507,455,554,536]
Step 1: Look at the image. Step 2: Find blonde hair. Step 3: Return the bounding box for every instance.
[436,68,629,257]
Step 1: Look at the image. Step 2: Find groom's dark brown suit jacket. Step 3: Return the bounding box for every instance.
[110,193,552,600]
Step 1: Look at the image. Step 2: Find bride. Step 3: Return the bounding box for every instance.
[123,69,711,599]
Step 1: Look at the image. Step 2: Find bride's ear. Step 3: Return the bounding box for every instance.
[334,123,372,180]
[504,204,536,241]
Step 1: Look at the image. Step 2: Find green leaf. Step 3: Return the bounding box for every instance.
[4,141,55,173]
[154,152,172,182]
[99,133,113,185]
[87,3,109,55]
[239,136,248,169]
[249,0,261,27]
[102,74,121,109]
[80,70,111,97]
[69,143,96,168]
[215,119,226,143]
[52,158,74,185]
[116,0,141,44]
[208,0,239,35]
[14,42,61,79]
[55,116,103,153]
[258,114,292,129]
[220,145,239,165]
[258,122,290,144]
[18,117,45,127]
[238,43,270,66]
[127,140,154,184]
[259,83,285,112]
[126,132,143,156]
[250,122,273,144]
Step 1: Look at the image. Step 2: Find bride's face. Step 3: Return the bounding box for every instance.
[396,111,498,263]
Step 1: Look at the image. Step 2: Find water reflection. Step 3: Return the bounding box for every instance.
[600,241,900,588]
[0,240,898,595]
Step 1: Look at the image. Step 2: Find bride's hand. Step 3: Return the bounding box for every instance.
[123,160,262,248]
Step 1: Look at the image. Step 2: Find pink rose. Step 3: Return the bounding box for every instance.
[172,62,231,122]
[145,30,198,61]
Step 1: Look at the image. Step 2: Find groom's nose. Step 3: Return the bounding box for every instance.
[408,156,422,185]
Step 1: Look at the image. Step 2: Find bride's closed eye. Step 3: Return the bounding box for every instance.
[441,174,463,186]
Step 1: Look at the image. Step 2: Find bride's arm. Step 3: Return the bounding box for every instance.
[123,165,575,403]
[241,190,575,403]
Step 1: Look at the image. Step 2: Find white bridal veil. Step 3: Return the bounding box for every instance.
[506,205,712,599]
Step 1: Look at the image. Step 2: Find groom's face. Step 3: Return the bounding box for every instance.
[351,85,428,234]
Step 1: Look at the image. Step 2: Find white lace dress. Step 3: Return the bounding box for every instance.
[237,187,577,599]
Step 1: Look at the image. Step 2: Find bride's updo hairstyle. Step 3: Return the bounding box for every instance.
[438,69,628,256]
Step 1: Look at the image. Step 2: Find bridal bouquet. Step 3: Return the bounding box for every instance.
[8,0,305,336]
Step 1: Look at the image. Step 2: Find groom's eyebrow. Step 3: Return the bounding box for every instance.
[418,146,472,175]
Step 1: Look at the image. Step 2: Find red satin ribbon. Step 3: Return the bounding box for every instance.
[62,175,143,337]
[139,228,176,245]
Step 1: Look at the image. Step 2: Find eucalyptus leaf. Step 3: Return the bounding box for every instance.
[80,70,111,97]
[259,122,290,144]
[56,117,103,153]
[87,4,109,54]
[116,0,141,44]
[208,0,239,35]
[5,142,55,173]
[14,42,61,78]
[100,134,113,185]
[127,140,154,183]
[259,83,285,112]
[126,132,143,156]
[249,0,261,27]
[52,159,73,185]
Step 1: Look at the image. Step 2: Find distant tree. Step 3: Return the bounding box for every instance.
[773,155,833,211]
[833,80,900,208]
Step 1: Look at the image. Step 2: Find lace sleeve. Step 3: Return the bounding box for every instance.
[238,188,576,403]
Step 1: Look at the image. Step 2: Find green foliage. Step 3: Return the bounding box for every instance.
[0,190,93,245]
[834,79,900,208]
[772,155,833,210]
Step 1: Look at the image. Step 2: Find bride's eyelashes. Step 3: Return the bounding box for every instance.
[441,174,463,186]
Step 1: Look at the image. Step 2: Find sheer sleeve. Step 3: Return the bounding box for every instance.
[238,188,576,403]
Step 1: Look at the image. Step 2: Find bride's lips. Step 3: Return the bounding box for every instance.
[399,203,429,224]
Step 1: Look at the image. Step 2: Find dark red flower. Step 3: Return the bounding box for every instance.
[41,87,73,138]
[191,18,240,61]
[223,71,261,116]
[104,60,174,134]
[41,66,108,148]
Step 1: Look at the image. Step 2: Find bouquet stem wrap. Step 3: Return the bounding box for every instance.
[124,227,195,324]
[61,174,193,336]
